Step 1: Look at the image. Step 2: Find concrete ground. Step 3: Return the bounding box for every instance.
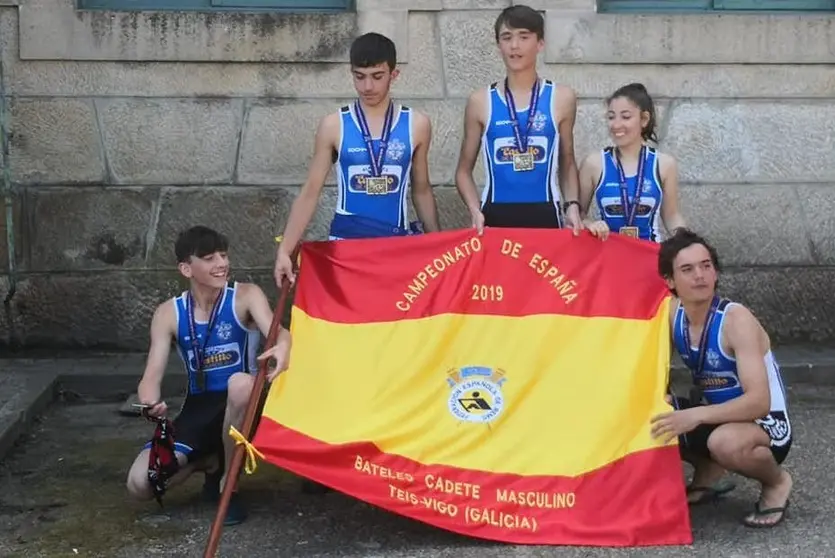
[0,350,833,558]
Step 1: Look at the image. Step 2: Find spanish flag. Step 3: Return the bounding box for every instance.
[251,228,692,546]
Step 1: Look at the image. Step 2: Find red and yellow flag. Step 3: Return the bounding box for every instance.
[251,228,692,546]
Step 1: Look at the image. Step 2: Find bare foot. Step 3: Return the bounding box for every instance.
[743,469,793,528]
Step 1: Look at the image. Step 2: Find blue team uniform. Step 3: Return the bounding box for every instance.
[671,297,792,458]
[593,146,663,242]
[329,103,422,240]
[173,282,260,395]
[143,282,260,458]
[480,79,563,228]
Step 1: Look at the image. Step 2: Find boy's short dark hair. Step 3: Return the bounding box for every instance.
[658,228,722,280]
[494,5,545,42]
[175,226,229,263]
[349,32,397,71]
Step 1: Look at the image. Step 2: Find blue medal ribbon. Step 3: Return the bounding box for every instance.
[614,145,646,228]
[681,295,721,378]
[186,289,223,393]
[503,77,540,158]
[354,100,395,178]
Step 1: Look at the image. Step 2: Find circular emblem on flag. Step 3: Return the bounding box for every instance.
[445,366,507,424]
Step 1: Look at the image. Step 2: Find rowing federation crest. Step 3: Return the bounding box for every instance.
[446,366,507,424]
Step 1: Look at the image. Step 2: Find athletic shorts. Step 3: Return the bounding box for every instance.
[671,396,792,465]
[482,201,563,229]
[142,388,268,464]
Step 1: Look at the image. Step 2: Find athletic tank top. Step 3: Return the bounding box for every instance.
[593,146,663,242]
[334,102,414,229]
[480,80,560,206]
[173,282,260,395]
[671,298,791,445]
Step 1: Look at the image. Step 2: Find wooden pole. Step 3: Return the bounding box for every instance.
[202,250,299,558]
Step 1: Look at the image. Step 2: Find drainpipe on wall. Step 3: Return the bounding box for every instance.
[0,51,18,342]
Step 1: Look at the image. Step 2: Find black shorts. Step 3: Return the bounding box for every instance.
[482,201,563,229]
[142,387,268,464]
[672,396,792,465]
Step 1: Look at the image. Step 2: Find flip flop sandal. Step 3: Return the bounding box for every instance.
[742,500,790,528]
[686,479,736,506]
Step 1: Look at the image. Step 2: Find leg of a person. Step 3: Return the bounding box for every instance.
[706,422,793,527]
[125,448,194,501]
[221,373,256,491]
[671,396,736,504]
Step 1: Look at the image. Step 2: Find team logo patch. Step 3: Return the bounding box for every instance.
[446,366,507,425]
[757,411,791,444]
[530,111,547,132]
[216,321,232,341]
[386,138,406,162]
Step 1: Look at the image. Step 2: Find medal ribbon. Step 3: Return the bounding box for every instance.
[681,296,721,378]
[186,289,223,392]
[503,77,540,157]
[354,100,395,178]
[615,145,646,228]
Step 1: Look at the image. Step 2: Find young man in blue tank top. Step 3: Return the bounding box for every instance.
[454,5,583,234]
[125,226,292,526]
[651,229,792,529]
[578,83,687,242]
[274,32,440,286]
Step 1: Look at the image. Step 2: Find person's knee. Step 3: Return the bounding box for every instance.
[707,424,768,466]
[126,458,154,501]
[227,373,255,412]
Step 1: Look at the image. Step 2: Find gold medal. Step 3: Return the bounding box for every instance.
[366,176,389,195]
[512,152,535,172]
[619,226,639,238]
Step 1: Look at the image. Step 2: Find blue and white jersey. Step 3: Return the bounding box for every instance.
[333,103,414,230]
[173,282,260,395]
[672,298,791,447]
[480,79,561,207]
[593,146,663,242]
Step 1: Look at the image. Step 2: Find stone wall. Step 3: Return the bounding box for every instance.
[0,0,834,349]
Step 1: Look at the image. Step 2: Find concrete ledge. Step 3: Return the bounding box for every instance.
[0,371,58,460]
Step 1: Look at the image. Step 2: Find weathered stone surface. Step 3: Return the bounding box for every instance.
[357,0,440,11]
[26,187,155,272]
[662,101,835,183]
[5,2,833,101]
[8,98,105,185]
[545,13,835,64]
[442,0,509,8]
[0,271,278,349]
[149,187,288,269]
[2,9,440,99]
[237,100,336,186]
[97,98,243,185]
[390,12,445,99]
[0,190,24,274]
[148,186,338,269]
[239,98,468,186]
[444,61,835,101]
[19,0,391,63]
[799,183,835,265]
[419,100,471,187]
[720,268,835,344]
[432,186,475,231]
[439,11,505,97]
[0,272,182,350]
[677,184,814,267]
